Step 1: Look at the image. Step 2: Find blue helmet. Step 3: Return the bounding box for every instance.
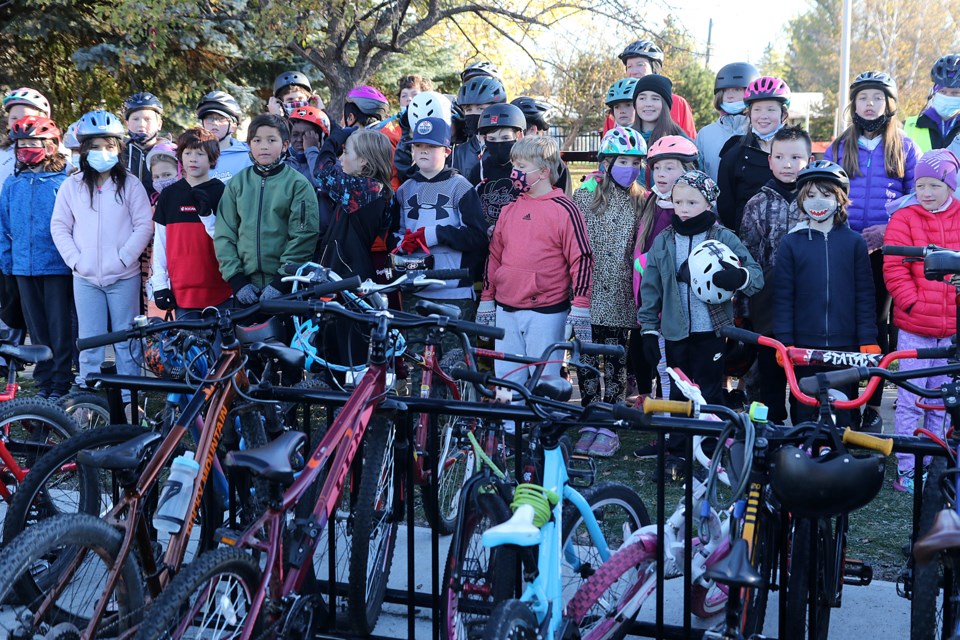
[75,110,125,141]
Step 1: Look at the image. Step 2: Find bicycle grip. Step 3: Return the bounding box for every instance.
[415,299,462,319]
[580,343,625,358]
[881,245,925,257]
[77,329,133,351]
[719,326,761,344]
[798,367,868,396]
[451,366,491,386]
[842,428,894,456]
[612,403,650,426]
[299,275,361,298]
[423,269,470,281]
[917,346,957,360]
[642,398,693,416]
[450,319,505,340]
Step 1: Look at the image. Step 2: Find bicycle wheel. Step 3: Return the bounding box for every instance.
[783,517,831,640]
[442,491,518,640]
[481,599,539,639]
[133,547,262,640]
[348,415,399,636]
[58,390,111,430]
[913,455,949,640]
[738,503,781,636]
[0,513,145,638]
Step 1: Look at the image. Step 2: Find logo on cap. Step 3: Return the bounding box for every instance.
[416,120,434,135]
[490,115,499,124]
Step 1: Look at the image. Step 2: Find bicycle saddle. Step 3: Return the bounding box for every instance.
[0,343,51,365]
[482,503,542,548]
[704,538,763,588]
[770,446,885,518]
[248,342,306,371]
[533,375,572,403]
[235,317,285,344]
[913,508,960,565]
[78,432,162,470]
[924,250,960,281]
[225,430,306,485]
[414,299,461,320]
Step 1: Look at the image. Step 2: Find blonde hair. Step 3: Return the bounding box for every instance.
[831,94,905,179]
[510,135,560,184]
[636,159,696,246]
[797,181,851,224]
[346,129,395,199]
[589,158,646,218]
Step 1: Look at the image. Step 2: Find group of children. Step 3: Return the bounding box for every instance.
[1,46,960,492]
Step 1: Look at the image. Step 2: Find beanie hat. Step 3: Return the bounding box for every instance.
[410,117,452,148]
[674,170,720,207]
[633,74,673,109]
[915,149,960,191]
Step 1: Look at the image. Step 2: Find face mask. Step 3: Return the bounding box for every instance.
[290,149,307,163]
[802,195,838,222]
[651,184,675,208]
[610,165,642,189]
[721,101,746,115]
[153,176,178,193]
[853,112,889,133]
[283,100,309,116]
[486,140,515,165]
[932,93,960,119]
[752,124,783,141]
[71,153,81,168]
[85,149,120,173]
[511,168,543,193]
[15,147,46,166]
[463,114,481,137]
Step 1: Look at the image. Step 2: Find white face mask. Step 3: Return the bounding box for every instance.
[932,93,960,119]
[803,195,838,222]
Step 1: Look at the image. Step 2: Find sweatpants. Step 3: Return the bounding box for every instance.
[756,345,788,424]
[74,275,141,400]
[664,332,725,454]
[895,330,952,473]
[494,306,567,386]
[578,325,630,405]
[17,275,74,393]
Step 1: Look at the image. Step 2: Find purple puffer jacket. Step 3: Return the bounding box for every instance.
[824,133,919,233]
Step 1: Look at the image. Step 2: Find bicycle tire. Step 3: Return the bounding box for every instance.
[133,546,263,640]
[235,407,270,527]
[0,513,145,637]
[442,491,518,640]
[482,599,539,639]
[738,504,780,636]
[58,390,111,430]
[348,415,399,636]
[783,517,831,640]
[912,455,949,640]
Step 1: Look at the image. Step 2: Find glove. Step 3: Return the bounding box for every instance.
[260,284,283,301]
[712,262,748,291]
[676,260,690,285]
[860,344,882,354]
[476,300,497,327]
[861,224,886,252]
[401,228,427,254]
[565,306,592,343]
[153,288,177,311]
[235,283,261,306]
[642,333,662,365]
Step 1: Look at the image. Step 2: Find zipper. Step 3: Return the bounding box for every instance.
[823,230,829,340]
[686,235,692,330]
[299,201,305,232]
[256,176,266,276]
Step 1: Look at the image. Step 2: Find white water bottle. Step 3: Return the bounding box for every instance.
[153,452,200,534]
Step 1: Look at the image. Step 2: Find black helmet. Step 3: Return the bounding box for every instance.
[770,447,885,518]
[511,97,552,128]
[457,76,506,106]
[478,103,526,133]
[714,62,760,93]
[796,160,850,193]
[850,71,898,101]
[123,92,163,119]
[618,40,664,64]
[197,91,243,123]
[931,54,960,89]
[273,70,312,97]
[461,61,502,83]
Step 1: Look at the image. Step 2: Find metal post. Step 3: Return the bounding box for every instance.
[705,18,713,68]
[836,0,853,137]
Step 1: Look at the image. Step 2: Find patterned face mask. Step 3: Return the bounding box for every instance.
[802,195,838,222]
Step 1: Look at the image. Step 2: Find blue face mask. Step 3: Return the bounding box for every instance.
[752,124,783,141]
[721,101,747,115]
[932,93,960,119]
[85,149,119,173]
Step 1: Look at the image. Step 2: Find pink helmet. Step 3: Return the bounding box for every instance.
[743,76,791,106]
[647,135,698,165]
[346,86,390,119]
[3,88,51,117]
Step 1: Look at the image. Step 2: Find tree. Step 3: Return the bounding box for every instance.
[656,18,714,130]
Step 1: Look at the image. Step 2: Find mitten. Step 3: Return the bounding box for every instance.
[235,283,261,306]
[260,284,283,301]
[711,262,748,291]
[476,300,497,327]
[565,306,592,343]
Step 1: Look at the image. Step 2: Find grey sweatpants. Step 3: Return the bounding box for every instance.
[494,307,567,386]
[74,275,141,399]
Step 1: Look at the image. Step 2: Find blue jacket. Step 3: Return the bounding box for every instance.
[0,169,70,276]
[772,221,876,348]
[824,134,919,233]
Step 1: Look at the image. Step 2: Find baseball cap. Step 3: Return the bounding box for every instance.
[410,117,451,148]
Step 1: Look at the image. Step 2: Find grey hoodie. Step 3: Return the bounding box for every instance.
[695,114,749,182]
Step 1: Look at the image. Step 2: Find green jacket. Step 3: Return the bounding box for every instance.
[903,116,933,153]
[215,164,320,292]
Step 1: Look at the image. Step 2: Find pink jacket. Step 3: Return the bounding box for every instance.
[51,173,154,287]
[482,188,593,310]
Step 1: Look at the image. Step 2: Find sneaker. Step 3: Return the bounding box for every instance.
[573,427,598,455]
[588,428,620,458]
[653,456,686,484]
[861,407,883,434]
[633,441,660,459]
[894,468,927,494]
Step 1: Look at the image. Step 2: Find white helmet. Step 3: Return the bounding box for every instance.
[688,239,742,304]
[408,91,452,128]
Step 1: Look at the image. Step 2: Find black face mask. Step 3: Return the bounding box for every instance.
[486,140,515,165]
[853,112,889,133]
[463,114,481,137]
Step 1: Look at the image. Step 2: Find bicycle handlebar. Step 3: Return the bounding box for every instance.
[841,427,894,456]
[642,397,694,416]
[881,244,929,257]
[579,342,626,358]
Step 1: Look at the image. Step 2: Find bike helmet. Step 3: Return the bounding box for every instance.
[457,76,506,106]
[743,76,791,106]
[478,103,526,133]
[618,39,664,64]
[409,91,453,127]
[687,239,743,304]
[2,88,51,116]
[288,105,331,135]
[598,125,646,161]
[461,61,502,83]
[932,54,960,89]
[196,90,243,123]
[75,110,126,141]
[143,324,211,381]
[63,121,80,150]
[123,92,164,119]
[770,446,885,518]
[145,141,178,169]
[646,135,698,165]
[714,62,760,93]
[273,70,312,97]
[510,97,552,128]
[346,86,390,119]
[850,71,898,101]
[796,160,850,193]
[10,116,60,143]
[605,79,639,107]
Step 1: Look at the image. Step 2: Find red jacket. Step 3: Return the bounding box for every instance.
[883,197,960,337]
[603,95,697,139]
[482,188,593,310]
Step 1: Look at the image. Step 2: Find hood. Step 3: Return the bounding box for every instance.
[221,140,250,155]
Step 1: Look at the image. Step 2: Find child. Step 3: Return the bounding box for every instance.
[772,161,877,427]
[610,40,696,138]
[395,91,452,183]
[0,116,71,398]
[469,103,526,231]
[147,142,179,196]
[214,114,320,305]
[717,76,791,233]
[633,75,688,188]
[453,74,507,179]
[478,135,593,389]
[509,96,572,194]
[151,128,232,317]
[605,79,639,129]
[197,90,252,183]
[904,55,960,152]
[884,149,960,493]
[285,105,331,192]
[398,74,432,109]
[50,110,154,399]
[826,71,920,432]
[740,125,812,423]
[695,62,759,181]
[268,70,321,117]
[122,92,166,195]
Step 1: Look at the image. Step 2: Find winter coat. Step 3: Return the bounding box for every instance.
[904,108,960,152]
[716,135,772,234]
[451,137,482,183]
[211,139,252,184]
[823,134,919,233]
[695,114,749,182]
[0,169,70,276]
[883,198,960,338]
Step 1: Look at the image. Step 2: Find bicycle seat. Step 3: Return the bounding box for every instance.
[225,431,306,485]
[248,342,306,371]
[77,432,162,470]
[414,299,461,320]
[913,508,960,564]
[704,538,764,588]
[482,504,542,548]
[533,376,572,403]
[0,343,51,365]
[770,446,885,518]
[924,250,960,281]
[235,317,284,345]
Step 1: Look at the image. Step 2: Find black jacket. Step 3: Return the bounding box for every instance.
[716,135,772,234]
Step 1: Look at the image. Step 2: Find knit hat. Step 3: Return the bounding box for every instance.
[633,74,673,109]
[915,149,960,191]
[410,116,451,148]
[674,170,720,207]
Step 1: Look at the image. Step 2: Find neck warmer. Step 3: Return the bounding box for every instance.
[671,209,717,236]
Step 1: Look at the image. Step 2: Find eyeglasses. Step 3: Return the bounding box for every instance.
[201,114,231,126]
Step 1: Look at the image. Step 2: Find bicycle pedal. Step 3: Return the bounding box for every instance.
[566,455,596,488]
[215,526,241,547]
[843,558,873,586]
